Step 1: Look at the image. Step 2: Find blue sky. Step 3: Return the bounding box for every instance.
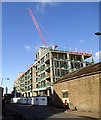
[2,2,99,93]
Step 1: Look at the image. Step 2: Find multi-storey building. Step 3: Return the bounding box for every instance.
[14,64,36,97]
[33,47,94,96]
[14,47,94,97]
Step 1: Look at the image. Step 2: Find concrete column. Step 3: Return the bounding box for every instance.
[82,55,86,67]
[47,89,50,96]
[50,52,53,82]
[82,55,85,62]
[49,52,53,94]
[51,86,53,95]
[91,56,94,63]
[67,53,71,72]
[30,92,32,97]
[45,60,47,85]
[53,60,56,81]
[38,91,40,96]
[67,53,69,60]
[59,61,61,76]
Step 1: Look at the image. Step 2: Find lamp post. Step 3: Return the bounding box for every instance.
[1,77,10,86]
[95,32,101,36]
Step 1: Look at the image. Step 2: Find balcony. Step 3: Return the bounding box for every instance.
[25,78,28,81]
[24,84,26,87]
[39,65,50,74]
[70,58,82,62]
[37,62,45,68]
[52,65,68,70]
[28,76,31,80]
[27,88,32,91]
[44,57,50,63]
[22,89,25,92]
[28,82,32,86]
[28,69,32,74]
[22,85,24,88]
[52,57,68,61]
[38,74,50,82]
[24,74,27,77]
[22,81,25,84]
[60,65,68,69]
[70,67,80,70]
[37,82,51,89]
[37,57,49,68]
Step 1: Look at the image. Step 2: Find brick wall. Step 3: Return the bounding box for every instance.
[53,73,100,113]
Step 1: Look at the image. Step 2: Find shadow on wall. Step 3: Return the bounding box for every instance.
[52,90,64,108]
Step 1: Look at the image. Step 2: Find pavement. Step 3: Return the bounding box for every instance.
[47,106,99,119]
[2,103,100,120]
[64,110,99,119]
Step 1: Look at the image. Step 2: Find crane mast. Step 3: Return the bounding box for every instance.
[27,8,47,47]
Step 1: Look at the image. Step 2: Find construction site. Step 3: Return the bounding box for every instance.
[11,8,101,119]
[1,3,100,120]
[14,8,94,98]
[14,47,94,97]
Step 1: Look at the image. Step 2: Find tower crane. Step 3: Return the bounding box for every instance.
[27,8,57,49]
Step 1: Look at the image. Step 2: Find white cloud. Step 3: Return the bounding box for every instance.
[24,45,31,50]
[35,2,57,14]
[36,3,46,14]
[80,40,84,43]
[94,51,101,63]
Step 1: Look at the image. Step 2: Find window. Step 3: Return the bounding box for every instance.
[62,92,68,98]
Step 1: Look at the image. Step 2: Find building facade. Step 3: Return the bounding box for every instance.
[14,47,94,97]
[14,64,36,97]
[34,47,94,96]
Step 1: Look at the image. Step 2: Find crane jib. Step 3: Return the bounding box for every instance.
[27,8,47,47]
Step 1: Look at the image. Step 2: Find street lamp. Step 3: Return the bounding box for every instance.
[1,77,10,86]
[95,32,101,36]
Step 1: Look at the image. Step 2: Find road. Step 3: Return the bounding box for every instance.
[3,103,98,120]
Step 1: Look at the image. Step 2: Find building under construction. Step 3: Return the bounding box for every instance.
[14,64,36,97]
[14,47,94,97]
[14,8,94,97]
[33,47,94,96]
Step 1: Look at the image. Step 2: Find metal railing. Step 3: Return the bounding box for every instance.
[37,57,50,68]
[39,65,50,73]
[38,74,50,82]
[37,82,51,89]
